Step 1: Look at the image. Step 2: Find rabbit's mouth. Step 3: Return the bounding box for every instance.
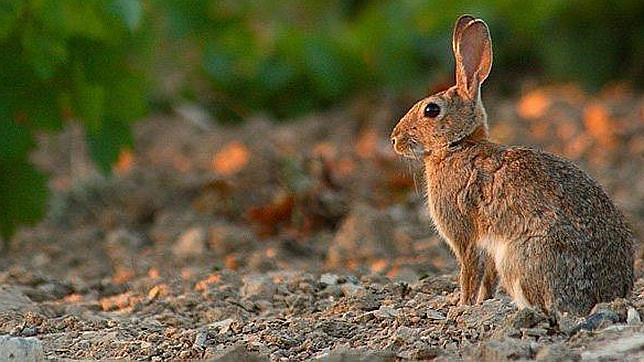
[392,136,428,160]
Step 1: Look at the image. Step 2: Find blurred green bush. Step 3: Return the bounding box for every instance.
[158,0,642,119]
[0,0,642,241]
[0,0,151,241]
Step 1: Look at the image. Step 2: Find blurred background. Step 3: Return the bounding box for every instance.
[0,0,642,285]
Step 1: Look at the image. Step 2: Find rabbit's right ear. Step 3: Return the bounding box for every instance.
[454,19,492,101]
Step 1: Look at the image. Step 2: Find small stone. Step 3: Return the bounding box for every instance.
[535,343,581,362]
[475,338,533,361]
[522,327,548,338]
[374,305,399,319]
[210,344,268,362]
[510,307,546,329]
[393,326,419,343]
[315,348,396,362]
[581,333,644,360]
[208,318,235,335]
[340,283,366,298]
[240,274,276,301]
[172,227,207,259]
[572,310,619,333]
[21,327,37,337]
[193,331,208,349]
[626,307,641,325]
[355,293,380,312]
[319,273,339,287]
[0,335,44,362]
[392,268,419,284]
[426,309,446,320]
[591,299,629,322]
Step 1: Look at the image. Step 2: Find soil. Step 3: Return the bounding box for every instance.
[1,84,643,360]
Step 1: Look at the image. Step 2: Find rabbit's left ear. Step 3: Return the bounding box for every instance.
[454,19,492,100]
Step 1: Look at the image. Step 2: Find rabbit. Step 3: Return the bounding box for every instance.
[390,15,634,315]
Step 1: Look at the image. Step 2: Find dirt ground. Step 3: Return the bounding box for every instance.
[1,84,643,360]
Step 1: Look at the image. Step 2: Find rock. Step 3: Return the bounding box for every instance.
[580,333,644,360]
[407,344,443,360]
[627,307,641,325]
[314,349,396,362]
[0,335,44,362]
[510,307,547,329]
[414,275,458,296]
[208,224,254,255]
[353,292,380,311]
[240,274,276,301]
[393,326,419,343]
[522,328,548,338]
[373,305,399,319]
[426,308,446,320]
[320,273,339,287]
[474,338,533,361]
[193,331,208,350]
[106,228,147,250]
[172,227,207,259]
[571,310,619,333]
[23,282,73,302]
[391,268,419,284]
[208,344,268,362]
[0,286,36,312]
[208,318,235,335]
[590,298,629,322]
[325,204,400,269]
[535,344,581,362]
[340,283,366,298]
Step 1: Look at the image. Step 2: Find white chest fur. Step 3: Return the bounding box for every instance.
[478,235,507,267]
[478,235,530,308]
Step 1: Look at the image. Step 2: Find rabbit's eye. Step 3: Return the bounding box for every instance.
[424,102,441,118]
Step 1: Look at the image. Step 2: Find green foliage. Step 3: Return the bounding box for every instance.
[0,0,151,241]
[157,0,642,119]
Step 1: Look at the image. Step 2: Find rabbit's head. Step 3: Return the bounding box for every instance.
[391,15,493,158]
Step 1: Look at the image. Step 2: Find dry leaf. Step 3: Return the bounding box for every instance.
[370,259,388,273]
[100,292,141,311]
[195,273,222,291]
[212,141,250,176]
[114,148,135,175]
[584,103,615,148]
[517,90,551,120]
[112,268,134,285]
[246,193,295,237]
[224,254,240,270]
[356,129,379,158]
[148,284,169,300]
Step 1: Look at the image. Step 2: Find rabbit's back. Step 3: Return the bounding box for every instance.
[479,146,634,314]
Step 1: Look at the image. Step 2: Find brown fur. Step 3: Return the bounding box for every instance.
[390,15,634,315]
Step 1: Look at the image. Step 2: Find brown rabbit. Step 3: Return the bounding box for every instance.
[390,15,634,315]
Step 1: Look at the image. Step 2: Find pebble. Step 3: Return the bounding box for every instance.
[340,283,366,298]
[0,335,44,362]
[240,274,276,301]
[626,307,641,325]
[319,273,339,286]
[172,227,207,259]
[374,305,399,319]
[193,331,208,349]
[426,308,446,320]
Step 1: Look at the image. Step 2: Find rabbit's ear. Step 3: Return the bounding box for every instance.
[454,19,492,100]
[452,15,476,83]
